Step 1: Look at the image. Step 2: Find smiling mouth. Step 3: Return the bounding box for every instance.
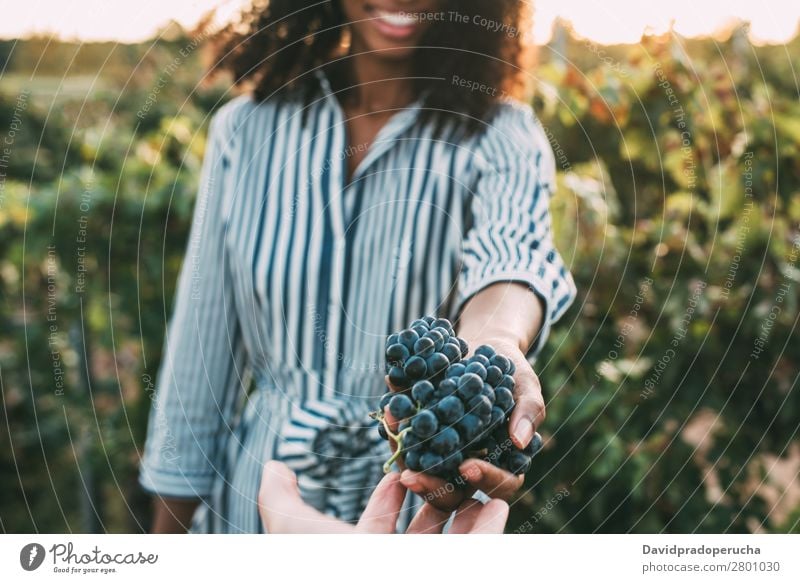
[366,5,422,39]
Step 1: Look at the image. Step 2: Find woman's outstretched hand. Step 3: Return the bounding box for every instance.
[383,337,541,513]
[258,461,508,534]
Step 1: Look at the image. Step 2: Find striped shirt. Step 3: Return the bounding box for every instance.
[139,71,577,533]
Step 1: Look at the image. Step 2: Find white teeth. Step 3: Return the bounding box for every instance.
[374,9,417,27]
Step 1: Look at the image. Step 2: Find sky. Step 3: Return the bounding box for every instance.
[0,0,798,45]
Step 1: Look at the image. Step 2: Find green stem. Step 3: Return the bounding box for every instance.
[382,427,411,473]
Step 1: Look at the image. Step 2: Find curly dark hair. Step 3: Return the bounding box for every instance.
[211,0,534,134]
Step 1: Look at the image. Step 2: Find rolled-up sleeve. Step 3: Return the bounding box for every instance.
[139,104,249,498]
[455,102,576,358]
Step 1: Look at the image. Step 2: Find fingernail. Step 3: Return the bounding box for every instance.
[513,417,534,448]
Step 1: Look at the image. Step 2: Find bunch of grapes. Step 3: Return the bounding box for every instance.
[374,316,543,480]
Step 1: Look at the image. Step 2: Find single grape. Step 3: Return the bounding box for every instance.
[411,380,436,405]
[421,315,435,326]
[506,450,531,475]
[455,414,483,442]
[386,343,410,364]
[389,394,416,420]
[420,451,444,473]
[440,450,464,474]
[489,406,506,429]
[405,449,422,471]
[499,374,515,390]
[411,410,438,438]
[475,344,496,359]
[386,333,399,349]
[489,354,512,374]
[410,319,429,330]
[467,395,492,419]
[435,395,465,424]
[442,342,461,363]
[445,362,466,378]
[471,354,490,367]
[430,427,460,455]
[399,329,420,350]
[424,329,444,351]
[485,365,503,385]
[480,383,496,404]
[456,373,483,400]
[379,392,392,411]
[412,325,428,338]
[523,432,543,456]
[465,361,487,380]
[404,431,422,452]
[413,336,435,357]
[425,352,450,377]
[404,355,428,379]
[378,423,388,440]
[433,318,453,333]
[458,337,469,357]
[388,366,409,388]
[495,387,514,412]
[436,378,458,398]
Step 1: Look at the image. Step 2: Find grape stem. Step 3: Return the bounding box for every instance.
[382,427,411,473]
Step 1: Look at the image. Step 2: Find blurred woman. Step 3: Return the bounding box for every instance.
[139,0,575,533]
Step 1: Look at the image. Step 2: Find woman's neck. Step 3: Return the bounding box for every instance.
[343,40,415,112]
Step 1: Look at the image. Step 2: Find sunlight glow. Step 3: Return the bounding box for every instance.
[0,0,798,45]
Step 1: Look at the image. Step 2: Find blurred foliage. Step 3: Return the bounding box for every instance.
[1,21,798,533]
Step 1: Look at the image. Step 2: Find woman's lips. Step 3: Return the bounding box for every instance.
[369,7,421,39]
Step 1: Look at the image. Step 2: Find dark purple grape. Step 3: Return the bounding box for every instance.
[506,450,531,474]
[388,366,409,388]
[421,315,435,326]
[442,342,461,362]
[467,395,492,419]
[386,333,399,348]
[389,394,416,420]
[489,354,512,374]
[458,337,469,357]
[465,361,487,380]
[495,387,514,412]
[435,395,465,424]
[405,449,422,471]
[485,365,503,385]
[499,374,515,390]
[411,410,438,438]
[474,344,496,359]
[404,355,428,379]
[420,451,444,473]
[399,329,419,350]
[378,423,388,440]
[379,392,392,411]
[480,383,496,404]
[413,336,435,357]
[523,432,543,456]
[471,354,490,367]
[430,427,460,455]
[456,373,483,400]
[404,431,422,452]
[456,414,483,442]
[386,343,410,364]
[424,329,444,351]
[436,378,458,399]
[411,380,436,405]
[440,450,464,474]
[425,353,450,377]
[445,363,466,378]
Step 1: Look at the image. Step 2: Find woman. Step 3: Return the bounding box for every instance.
[140,0,576,533]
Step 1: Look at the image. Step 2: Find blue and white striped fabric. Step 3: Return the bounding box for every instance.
[138,70,576,533]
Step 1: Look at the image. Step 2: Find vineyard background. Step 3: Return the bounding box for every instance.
[1,19,799,533]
